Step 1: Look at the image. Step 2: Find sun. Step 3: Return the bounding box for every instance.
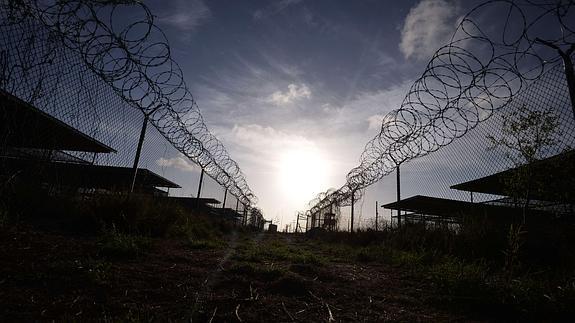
[277,148,329,205]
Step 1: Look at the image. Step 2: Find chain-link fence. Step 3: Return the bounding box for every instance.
[0,1,263,227]
[306,0,575,231]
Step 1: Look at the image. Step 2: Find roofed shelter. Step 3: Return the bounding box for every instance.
[451,150,575,203]
[0,90,115,153]
[156,196,221,211]
[0,156,179,193]
[382,195,522,225]
[1,89,183,195]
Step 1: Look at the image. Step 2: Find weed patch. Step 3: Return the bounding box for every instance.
[429,257,489,296]
[236,239,327,265]
[187,238,225,249]
[99,226,152,259]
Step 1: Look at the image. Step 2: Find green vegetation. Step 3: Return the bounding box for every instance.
[1,182,231,254]
[305,224,575,319]
[234,237,327,265]
[2,178,573,320]
[99,225,152,258]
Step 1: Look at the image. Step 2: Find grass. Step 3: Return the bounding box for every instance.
[187,238,226,250]
[99,225,152,259]
[3,181,574,320]
[234,238,327,265]
[429,257,489,296]
[305,224,575,320]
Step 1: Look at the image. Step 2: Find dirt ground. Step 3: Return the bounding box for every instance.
[0,226,481,322]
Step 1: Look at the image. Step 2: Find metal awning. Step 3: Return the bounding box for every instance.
[1,90,115,153]
[450,150,575,202]
[157,196,221,209]
[382,195,519,218]
[0,156,179,189]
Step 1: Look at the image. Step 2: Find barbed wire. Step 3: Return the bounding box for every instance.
[0,0,257,206]
[307,0,575,215]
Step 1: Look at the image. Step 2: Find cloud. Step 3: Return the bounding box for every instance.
[228,124,315,159]
[268,83,311,105]
[367,114,385,131]
[156,156,197,173]
[253,0,303,20]
[400,0,461,61]
[367,114,396,131]
[158,0,211,34]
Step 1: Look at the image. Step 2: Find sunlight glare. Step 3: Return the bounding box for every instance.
[277,148,329,206]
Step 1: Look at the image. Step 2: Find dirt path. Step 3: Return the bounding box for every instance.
[0,227,474,322]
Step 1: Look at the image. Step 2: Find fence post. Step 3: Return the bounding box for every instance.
[350,190,355,233]
[130,114,149,193]
[396,164,401,227]
[243,204,247,225]
[375,200,379,231]
[195,167,204,208]
[222,188,227,209]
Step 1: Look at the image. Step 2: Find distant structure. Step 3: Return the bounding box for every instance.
[384,150,575,227]
[268,223,277,233]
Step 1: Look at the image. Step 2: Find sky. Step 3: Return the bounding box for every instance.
[142,0,495,227]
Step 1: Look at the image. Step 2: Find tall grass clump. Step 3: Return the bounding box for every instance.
[99,224,152,258]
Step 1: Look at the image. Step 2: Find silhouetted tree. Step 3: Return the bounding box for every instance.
[488,105,561,280]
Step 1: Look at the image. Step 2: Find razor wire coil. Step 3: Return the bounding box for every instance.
[0,0,257,206]
[307,0,575,215]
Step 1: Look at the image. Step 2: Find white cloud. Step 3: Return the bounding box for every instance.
[156,156,197,173]
[158,0,211,33]
[367,114,396,131]
[268,83,311,105]
[229,124,315,158]
[367,114,385,131]
[400,0,460,61]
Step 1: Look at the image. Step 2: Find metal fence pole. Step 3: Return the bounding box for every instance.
[195,167,204,208]
[350,191,355,233]
[396,165,401,227]
[130,114,149,193]
[222,188,227,209]
[375,201,379,231]
[535,40,575,118]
